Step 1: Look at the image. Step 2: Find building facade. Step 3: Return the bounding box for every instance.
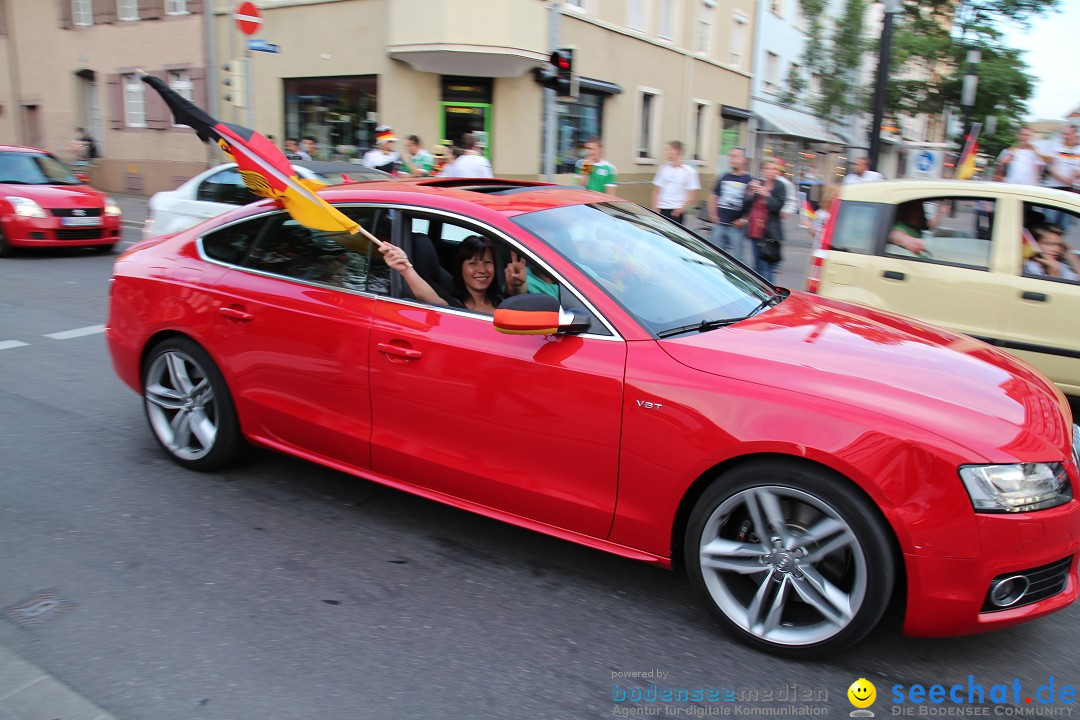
[4,0,754,201]
[2,0,211,195]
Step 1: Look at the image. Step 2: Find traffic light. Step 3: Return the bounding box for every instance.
[551,49,574,98]
[222,60,246,108]
[532,49,578,100]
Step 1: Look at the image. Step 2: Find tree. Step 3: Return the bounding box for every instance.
[779,63,807,106]
[794,0,868,126]
[886,0,1057,155]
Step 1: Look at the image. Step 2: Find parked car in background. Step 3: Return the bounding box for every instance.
[807,180,1080,397]
[0,144,122,257]
[109,177,1080,657]
[142,161,391,241]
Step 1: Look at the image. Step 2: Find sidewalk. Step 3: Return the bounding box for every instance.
[0,645,116,720]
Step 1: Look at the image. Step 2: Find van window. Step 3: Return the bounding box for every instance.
[829,202,882,254]
[884,198,994,270]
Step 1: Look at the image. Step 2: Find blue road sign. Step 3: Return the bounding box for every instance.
[247,39,280,53]
[917,150,934,172]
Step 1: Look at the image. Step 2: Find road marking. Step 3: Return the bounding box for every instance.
[44,325,105,340]
[0,340,29,351]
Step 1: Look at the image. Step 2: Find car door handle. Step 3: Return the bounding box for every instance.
[219,305,254,322]
[1021,291,1047,302]
[883,270,906,281]
[377,342,423,360]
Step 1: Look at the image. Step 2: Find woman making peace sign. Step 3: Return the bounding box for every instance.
[381,235,528,315]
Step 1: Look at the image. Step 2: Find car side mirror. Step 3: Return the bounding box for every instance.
[74,172,90,184]
[492,293,590,336]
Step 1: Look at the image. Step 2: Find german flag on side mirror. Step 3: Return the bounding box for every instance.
[493,294,588,335]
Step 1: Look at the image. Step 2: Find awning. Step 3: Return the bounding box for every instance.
[722,105,752,120]
[753,104,846,145]
[578,77,622,95]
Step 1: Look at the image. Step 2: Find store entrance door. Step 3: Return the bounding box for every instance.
[440,102,491,160]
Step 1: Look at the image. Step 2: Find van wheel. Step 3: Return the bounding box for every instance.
[685,459,895,658]
[142,337,242,470]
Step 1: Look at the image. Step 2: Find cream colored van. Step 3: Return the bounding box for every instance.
[807,180,1080,395]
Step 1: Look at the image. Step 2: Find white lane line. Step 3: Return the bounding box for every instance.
[44,325,105,340]
[0,340,30,351]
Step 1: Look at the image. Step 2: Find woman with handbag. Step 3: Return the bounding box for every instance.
[741,158,786,282]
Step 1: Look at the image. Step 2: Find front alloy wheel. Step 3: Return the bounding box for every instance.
[142,337,241,470]
[686,461,895,657]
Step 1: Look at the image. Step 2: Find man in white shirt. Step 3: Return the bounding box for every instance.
[361,125,400,174]
[444,133,493,178]
[651,140,700,225]
[774,157,798,218]
[995,126,1045,186]
[1042,123,1079,229]
[842,156,885,185]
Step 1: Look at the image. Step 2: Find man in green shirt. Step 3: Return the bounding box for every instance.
[575,137,617,195]
[403,135,436,176]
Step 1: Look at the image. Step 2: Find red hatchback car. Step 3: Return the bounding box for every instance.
[0,144,122,256]
[106,178,1080,657]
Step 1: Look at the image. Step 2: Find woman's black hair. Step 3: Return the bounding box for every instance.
[452,235,503,308]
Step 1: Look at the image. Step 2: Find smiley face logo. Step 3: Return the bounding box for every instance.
[848,678,876,709]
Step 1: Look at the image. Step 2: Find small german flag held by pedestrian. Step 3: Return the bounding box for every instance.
[139,71,363,237]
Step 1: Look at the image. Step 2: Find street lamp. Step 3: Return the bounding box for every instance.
[960,48,981,141]
[868,0,901,171]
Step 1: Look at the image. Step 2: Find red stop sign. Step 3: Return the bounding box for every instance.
[234,1,262,35]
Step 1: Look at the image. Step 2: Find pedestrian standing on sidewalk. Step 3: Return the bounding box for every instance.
[575,137,618,195]
[402,135,436,177]
[773,157,798,219]
[651,141,700,225]
[994,127,1045,186]
[708,147,753,262]
[443,133,493,177]
[741,158,786,283]
[842,156,884,184]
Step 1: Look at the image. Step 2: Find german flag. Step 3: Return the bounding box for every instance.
[956,122,981,181]
[140,72,359,235]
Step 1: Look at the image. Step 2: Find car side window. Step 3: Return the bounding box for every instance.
[828,202,883,255]
[884,197,994,270]
[240,207,391,293]
[1022,203,1080,284]
[201,216,269,265]
[196,168,260,205]
[403,213,611,334]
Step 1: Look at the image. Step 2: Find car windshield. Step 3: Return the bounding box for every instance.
[513,201,777,337]
[0,151,80,185]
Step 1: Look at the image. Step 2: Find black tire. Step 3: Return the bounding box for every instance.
[684,458,895,658]
[141,336,243,471]
[0,229,14,258]
[94,243,116,253]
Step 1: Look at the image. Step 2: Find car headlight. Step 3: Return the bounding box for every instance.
[960,463,1072,513]
[104,197,122,217]
[6,196,48,219]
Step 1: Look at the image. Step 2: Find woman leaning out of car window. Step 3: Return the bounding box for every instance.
[380,235,528,315]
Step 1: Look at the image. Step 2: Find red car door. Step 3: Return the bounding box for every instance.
[368,229,626,539]
[200,210,380,470]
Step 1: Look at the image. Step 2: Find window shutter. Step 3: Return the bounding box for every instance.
[93,0,114,23]
[141,0,163,20]
[107,74,124,129]
[187,0,203,13]
[190,67,208,120]
[60,0,74,28]
[145,71,169,129]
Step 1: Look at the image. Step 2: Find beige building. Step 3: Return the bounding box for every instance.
[4,0,754,203]
[1,0,210,195]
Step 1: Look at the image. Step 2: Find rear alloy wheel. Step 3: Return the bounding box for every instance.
[142,337,242,470]
[685,460,895,658]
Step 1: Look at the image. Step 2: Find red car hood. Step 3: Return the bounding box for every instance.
[0,183,106,207]
[658,291,1073,463]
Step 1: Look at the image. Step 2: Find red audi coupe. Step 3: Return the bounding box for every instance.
[0,145,122,256]
[107,178,1080,657]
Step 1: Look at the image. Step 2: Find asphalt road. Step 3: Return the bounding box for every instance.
[2,219,1080,720]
